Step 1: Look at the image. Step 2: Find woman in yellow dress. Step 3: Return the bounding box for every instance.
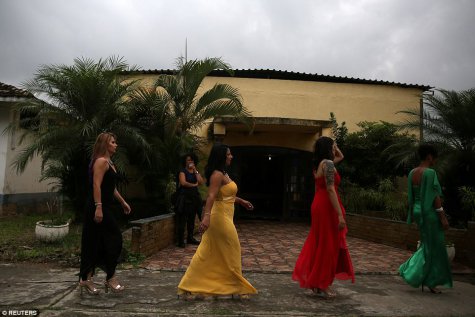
[177,144,257,299]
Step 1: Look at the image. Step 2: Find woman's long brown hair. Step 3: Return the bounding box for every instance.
[88,132,116,183]
[91,132,116,161]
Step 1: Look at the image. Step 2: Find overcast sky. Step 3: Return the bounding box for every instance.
[1,0,474,91]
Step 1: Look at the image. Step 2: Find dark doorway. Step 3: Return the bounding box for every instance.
[228,146,313,220]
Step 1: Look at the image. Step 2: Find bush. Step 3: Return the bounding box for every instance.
[340,178,408,220]
[459,186,475,221]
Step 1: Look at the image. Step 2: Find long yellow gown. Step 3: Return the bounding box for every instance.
[177,181,257,296]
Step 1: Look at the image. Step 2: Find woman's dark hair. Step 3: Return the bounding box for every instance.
[418,143,438,161]
[313,136,335,170]
[205,144,229,186]
[180,152,199,168]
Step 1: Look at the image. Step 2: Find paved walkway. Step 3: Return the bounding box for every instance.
[144,220,473,274]
[2,221,475,316]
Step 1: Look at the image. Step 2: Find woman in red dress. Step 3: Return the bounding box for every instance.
[292,136,355,298]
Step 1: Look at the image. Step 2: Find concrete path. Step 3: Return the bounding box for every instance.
[1,220,474,316]
[1,263,475,316]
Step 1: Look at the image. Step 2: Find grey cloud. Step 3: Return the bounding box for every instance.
[1,0,474,90]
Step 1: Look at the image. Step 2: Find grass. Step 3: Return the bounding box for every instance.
[0,212,144,268]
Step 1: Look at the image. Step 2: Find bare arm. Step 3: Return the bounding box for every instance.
[194,167,204,185]
[199,171,223,233]
[235,197,254,210]
[434,194,448,230]
[323,160,346,230]
[333,144,344,164]
[114,188,131,214]
[189,163,204,186]
[178,171,198,188]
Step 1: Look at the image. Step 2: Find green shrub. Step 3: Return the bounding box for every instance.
[341,178,407,220]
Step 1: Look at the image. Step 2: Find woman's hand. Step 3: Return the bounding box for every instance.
[440,213,449,230]
[94,207,103,223]
[338,215,346,230]
[122,201,131,215]
[240,199,254,211]
[199,214,210,234]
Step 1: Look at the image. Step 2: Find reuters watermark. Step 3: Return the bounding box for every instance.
[1,310,39,316]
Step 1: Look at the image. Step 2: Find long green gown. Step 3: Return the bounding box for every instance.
[399,168,453,289]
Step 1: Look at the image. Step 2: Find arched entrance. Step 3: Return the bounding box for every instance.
[228,146,313,221]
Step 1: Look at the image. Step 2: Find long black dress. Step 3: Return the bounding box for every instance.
[79,162,122,281]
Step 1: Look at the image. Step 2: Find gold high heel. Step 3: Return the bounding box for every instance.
[79,279,100,295]
[104,276,125,293]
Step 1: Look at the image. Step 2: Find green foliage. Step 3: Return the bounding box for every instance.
[128,57,253,204]
[330,112,348,148]
[124,252,146,268]
[459,186,475,221]
[340,179,408,221]
[397,88,475,224]
[6,56,148,221]
[0,212,80,264]
[0,213,142,267]
[339,121,417,187]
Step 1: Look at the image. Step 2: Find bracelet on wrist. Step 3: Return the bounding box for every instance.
[435,207,444,213]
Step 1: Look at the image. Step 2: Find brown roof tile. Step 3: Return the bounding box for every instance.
[0,82,33,98]
[123,68,432,91]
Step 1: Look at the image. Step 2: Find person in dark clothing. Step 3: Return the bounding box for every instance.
[176,153,204,248]
[79,132,131,294]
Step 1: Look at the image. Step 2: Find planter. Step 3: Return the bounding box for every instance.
[446,243,456,262]
[35,220,69,242]
[417,240,456,263]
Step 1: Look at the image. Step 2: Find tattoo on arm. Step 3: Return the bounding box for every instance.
[323,160,335,186]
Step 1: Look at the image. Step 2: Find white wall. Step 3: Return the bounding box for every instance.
[0,106,10,195]
[1,105,51,195]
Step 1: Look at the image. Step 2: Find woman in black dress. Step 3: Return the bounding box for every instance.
[79,132,131,294]
[175,153,204,247]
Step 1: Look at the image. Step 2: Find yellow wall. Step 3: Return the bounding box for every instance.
[129,74,422,152]
[201,77,421,131]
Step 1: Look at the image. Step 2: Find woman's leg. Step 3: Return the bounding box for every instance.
[185,197,200,244]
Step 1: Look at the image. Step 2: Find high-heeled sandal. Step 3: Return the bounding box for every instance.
[104,277,125,293]
[429,287,442,294]
[79,279,100,295]
[179,292,205,300]
[312,287,336,299]
[421,285,442,294]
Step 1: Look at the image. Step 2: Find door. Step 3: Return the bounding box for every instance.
[229,146,312,220]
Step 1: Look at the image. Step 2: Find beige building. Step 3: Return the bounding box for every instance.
[0,72,429,217]
[0,82,52,215]
[130,70,430,220]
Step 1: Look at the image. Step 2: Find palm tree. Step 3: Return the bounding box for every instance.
[7,56,149,220]
[397,88,475,224]
[128,57,253,199]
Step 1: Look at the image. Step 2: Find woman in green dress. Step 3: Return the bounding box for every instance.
[399,144,452,293]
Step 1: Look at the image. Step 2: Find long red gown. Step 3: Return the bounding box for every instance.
[292,171,355,289]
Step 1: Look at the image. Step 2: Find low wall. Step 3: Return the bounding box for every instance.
[347,213,475,268]
[130,214,176,257]
[129,213,200,257]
